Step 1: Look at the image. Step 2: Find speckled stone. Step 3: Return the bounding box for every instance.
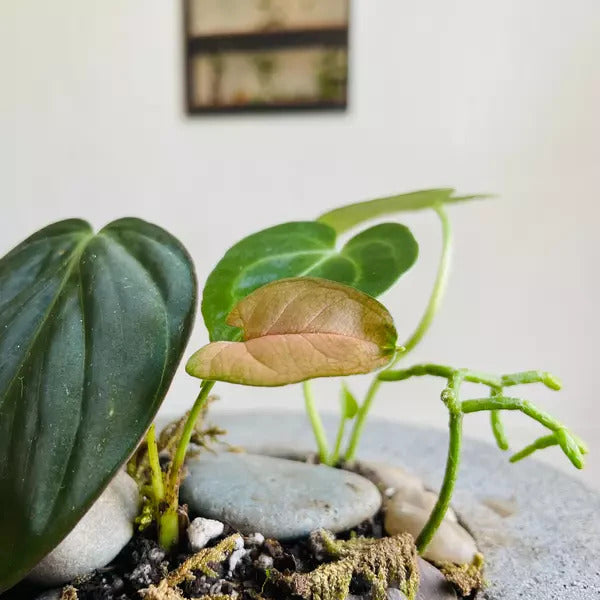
[180,452,382,540]
[191,411,600,600]
[27,471,139,586]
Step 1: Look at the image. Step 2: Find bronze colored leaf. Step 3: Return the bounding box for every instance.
[187,277,397,386]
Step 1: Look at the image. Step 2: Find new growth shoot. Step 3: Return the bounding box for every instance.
[379,364,586,552]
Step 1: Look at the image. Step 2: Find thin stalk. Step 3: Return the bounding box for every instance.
[330,418,347,466]
[159,380,215,551]
[501,370,562,391]
[343,377,380,462]
[510,433,558,463]
[167,380,215,498]
[146,424,165,507]
[379,363,455,382]
[416,374,463,553]
[344,205,453,461]
[461,395,585,469]
[394,203,453,360]
[303,381,329,463]
[461,396,563,431]
[490,410,509,451]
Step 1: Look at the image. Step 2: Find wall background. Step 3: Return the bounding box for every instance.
[1,1,599,490]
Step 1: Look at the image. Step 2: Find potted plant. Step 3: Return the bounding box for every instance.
[0,189,591,600]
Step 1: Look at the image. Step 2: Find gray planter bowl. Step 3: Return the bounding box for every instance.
[200,410,600,600]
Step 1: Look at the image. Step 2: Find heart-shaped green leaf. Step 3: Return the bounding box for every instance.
[189,277,397,386]
[202,221,417,341]
[318,188,490,234]
[0,218,196,592]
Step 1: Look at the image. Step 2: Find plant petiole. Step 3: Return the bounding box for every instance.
[158,379,216,550]
[343,205,453,462]
[303,381,330,464]
[146,424,165,511]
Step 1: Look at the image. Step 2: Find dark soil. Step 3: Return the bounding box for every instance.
[5,513,386,600]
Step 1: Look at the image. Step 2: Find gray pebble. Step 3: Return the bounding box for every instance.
[27,471,139,586]
[181,453,382,540]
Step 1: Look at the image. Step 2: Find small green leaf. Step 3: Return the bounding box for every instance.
[202,221,417,341]
[189,277,397,386]
[340,383,359,419]
[318,188,490,234]
[0,218,196,592]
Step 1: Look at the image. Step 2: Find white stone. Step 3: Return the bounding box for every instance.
[384,501,477,565]
[245,532,265,546]
[187,517,225,551]
[256,553,274,570]
[27,471,139,585]
[228,536,246,574]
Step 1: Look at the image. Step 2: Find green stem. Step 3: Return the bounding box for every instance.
[490,410,509,451]
[303,381,329,464]
[379,363,455,382]
[344,206,453,461]
[146,424,165,508]
[416,374,463,553]
[159,380,215,551]
[159,510,180,551]
[501,370,562,391]
[510,434,558,463]
[395,204,453,359]
[343,377,381,462]
[461,396,563,431]
[167,380,215,498]
[330,417,347,466]
[461,395,585,469]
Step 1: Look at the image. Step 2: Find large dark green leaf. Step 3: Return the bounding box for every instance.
[0,218,196,592]
[202,221,417,341]
[318,188,490,234]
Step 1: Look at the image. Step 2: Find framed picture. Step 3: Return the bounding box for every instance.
[184,0,350,114]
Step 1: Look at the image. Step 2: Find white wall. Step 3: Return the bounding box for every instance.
[1,1,599,490]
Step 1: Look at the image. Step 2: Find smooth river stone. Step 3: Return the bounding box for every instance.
[28,471,139,586]
[180,452,382,540]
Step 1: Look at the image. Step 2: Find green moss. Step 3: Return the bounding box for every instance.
[275,530,419,600]
[438,553,485,596]
[140,534,243,600]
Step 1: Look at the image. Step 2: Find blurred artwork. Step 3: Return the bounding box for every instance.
[185,0,349,113]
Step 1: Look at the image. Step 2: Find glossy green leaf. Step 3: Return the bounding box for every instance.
[318,188,490,234]
[340,382,359,419]
[202,221,417,341]
[0,218,196,592]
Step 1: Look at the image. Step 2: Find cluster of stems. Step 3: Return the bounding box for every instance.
[304,204,453,466]
[145,380,215,550]
[301,203,586,557]
[145,202,586,558]
[379,363,586,552]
